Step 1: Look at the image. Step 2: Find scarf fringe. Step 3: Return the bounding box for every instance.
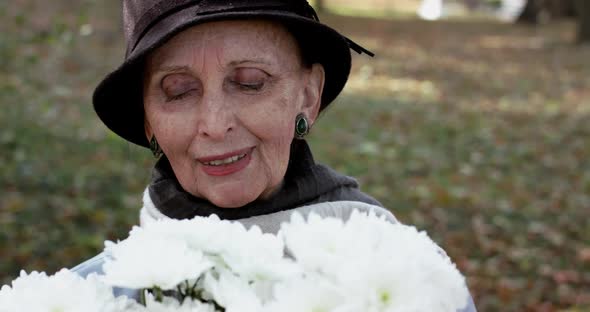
[139,186,398,233]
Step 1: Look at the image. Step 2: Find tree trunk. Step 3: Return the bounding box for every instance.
[464,0,477,11]
[575,0,590,43]
[516,0,575,24]
[315,0,325,13]
[548,0,576,18]
[517,0,540,23]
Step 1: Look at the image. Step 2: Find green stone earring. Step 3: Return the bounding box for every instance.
[294,113,309,139]
[149,136,163,158]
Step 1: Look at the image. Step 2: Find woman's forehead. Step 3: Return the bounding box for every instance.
[146,19,301,72]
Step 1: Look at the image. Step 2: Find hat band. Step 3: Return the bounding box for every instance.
[129,0,318,56]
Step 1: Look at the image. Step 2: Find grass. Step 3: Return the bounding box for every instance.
[1,1,589,311]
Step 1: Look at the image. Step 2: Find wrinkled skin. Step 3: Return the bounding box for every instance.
[143,20,325,208]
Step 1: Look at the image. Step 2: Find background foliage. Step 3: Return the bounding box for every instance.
[1,1,589,311]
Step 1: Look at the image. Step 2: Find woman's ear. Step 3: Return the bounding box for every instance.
[301,63,325,125]
[144,118,154,140]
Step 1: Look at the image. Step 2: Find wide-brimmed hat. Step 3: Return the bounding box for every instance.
[93,0,373,148]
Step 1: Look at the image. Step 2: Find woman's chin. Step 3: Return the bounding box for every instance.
[206,190,259,209]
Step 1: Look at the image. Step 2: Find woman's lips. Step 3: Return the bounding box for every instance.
[197,147,254,176]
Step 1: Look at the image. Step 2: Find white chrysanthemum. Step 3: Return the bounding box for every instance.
[279,212,358,275]
[278,210,470,312]
[139,216,298,282]
[339,211,468,311]
[0,269,137,312]
[142,294,217,312]
[213,223,299,282]
[201,269,262,312]
[263,274,348,312]
[103,226,213,290]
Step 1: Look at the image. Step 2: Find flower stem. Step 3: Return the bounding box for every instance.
[140,289,147,306]
[154,286,163,302]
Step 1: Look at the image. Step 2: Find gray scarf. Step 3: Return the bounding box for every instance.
[148,140,367,220]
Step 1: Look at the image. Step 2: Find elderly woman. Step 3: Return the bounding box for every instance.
[74,0,476,310]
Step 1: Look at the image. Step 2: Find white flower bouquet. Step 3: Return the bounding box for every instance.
[0,211,470,312]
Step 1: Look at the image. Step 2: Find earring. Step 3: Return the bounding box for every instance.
[294,113,310,139]
[149,136,163,158]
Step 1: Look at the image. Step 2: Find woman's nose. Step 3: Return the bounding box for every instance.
[196,93,234,140]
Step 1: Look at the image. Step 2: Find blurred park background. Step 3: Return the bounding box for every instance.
[1,0,589,311]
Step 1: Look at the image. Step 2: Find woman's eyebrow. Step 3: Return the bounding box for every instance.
[154,65,192,74]
[154,60,271,74]
[228,58,272,67]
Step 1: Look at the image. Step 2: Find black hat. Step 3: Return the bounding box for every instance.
[93,0,373,147]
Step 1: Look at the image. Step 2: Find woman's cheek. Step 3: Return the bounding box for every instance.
[150,115,194,157]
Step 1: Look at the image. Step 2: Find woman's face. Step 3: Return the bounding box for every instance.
[143,20,324,208]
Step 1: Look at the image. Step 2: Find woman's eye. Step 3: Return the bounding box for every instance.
[230,68,269,93]
[166,91,193,102]
[236,81,264,91]
[160,74,199,102]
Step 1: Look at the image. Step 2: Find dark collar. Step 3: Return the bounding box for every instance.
[148,140,358,220]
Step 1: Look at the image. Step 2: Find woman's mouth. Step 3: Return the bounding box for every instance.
[202,153,247,166]
[197,147,254,176]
